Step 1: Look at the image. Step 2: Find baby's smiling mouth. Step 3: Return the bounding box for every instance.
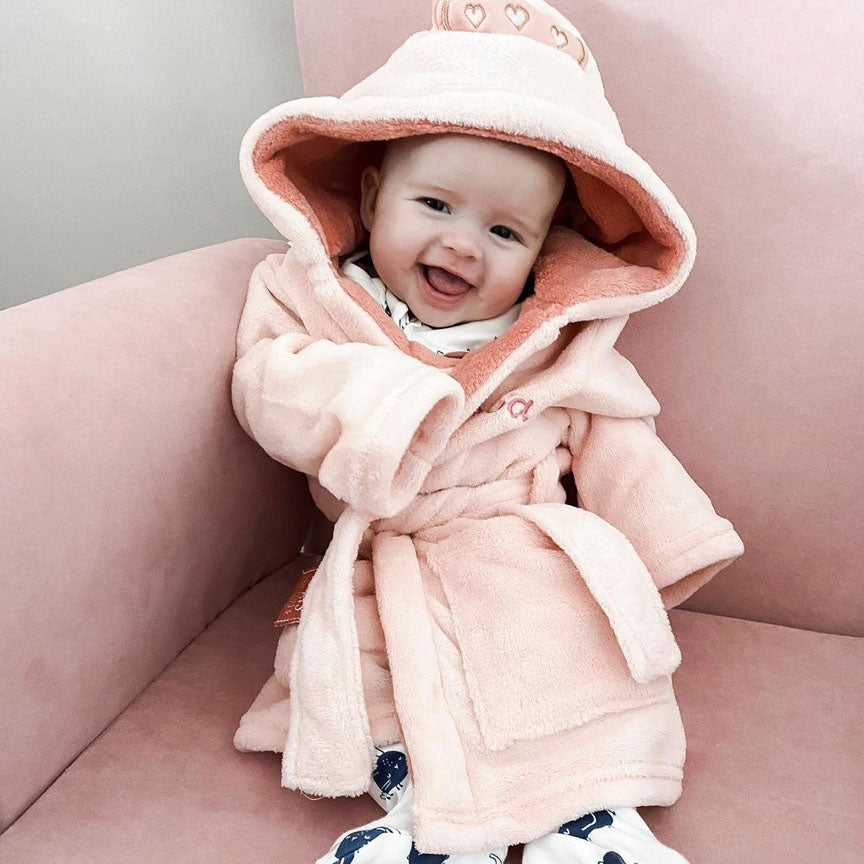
[421,264,474,296]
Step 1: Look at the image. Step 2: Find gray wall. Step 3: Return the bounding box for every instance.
[0,1,304,310]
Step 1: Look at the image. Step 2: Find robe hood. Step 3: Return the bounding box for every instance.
[238,0,697,401]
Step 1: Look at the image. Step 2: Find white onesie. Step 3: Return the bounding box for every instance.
[339,248,522,355]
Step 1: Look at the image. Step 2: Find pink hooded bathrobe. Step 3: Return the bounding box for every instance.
[230,0,745,854]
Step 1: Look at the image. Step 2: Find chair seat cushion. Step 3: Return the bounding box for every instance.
[2,557,861,862]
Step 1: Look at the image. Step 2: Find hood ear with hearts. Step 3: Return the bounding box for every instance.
[432,0,591,69]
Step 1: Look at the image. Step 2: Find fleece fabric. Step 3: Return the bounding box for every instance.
[229,0,745,853]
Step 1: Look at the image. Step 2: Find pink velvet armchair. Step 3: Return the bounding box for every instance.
[1,0,862,861]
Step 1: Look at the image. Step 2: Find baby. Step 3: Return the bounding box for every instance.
[230,1,744,861]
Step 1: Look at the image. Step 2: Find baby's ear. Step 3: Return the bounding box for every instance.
[359,165,382,232]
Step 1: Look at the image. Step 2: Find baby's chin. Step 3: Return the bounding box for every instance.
[417,309,469,328]
[405,294,477,329]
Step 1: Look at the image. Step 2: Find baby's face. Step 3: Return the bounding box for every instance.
[359,133,567,328]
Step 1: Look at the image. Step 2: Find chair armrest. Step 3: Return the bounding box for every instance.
[0,238,311,829]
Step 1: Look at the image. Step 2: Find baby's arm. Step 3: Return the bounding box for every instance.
[232,254,465,518]
[566,409,745,610]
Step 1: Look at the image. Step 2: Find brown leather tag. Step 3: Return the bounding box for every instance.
[273,567,318,627]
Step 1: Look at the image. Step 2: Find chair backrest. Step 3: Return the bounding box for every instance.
[289,0,864,637]
[0,238,312,828]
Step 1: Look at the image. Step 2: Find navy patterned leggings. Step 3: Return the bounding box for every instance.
[315,742,691,864]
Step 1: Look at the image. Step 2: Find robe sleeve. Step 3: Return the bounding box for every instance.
[231,254,465,518]
[566,408,745,610]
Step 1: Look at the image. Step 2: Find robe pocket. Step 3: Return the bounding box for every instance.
[420,509,680,751]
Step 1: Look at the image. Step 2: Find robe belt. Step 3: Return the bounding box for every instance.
[279,478,681,798]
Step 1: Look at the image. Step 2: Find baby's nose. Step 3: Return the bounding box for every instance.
[440,226,480,259]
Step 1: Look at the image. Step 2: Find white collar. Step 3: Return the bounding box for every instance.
[339,249,522,356]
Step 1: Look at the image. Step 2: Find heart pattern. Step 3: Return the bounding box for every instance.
[550,25,569,50]
[464,3,487,28]
[504,3,529,30]
[434,1,588,68]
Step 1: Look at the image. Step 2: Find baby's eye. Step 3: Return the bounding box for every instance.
[491,225,519,241]
[420,197,449,212]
